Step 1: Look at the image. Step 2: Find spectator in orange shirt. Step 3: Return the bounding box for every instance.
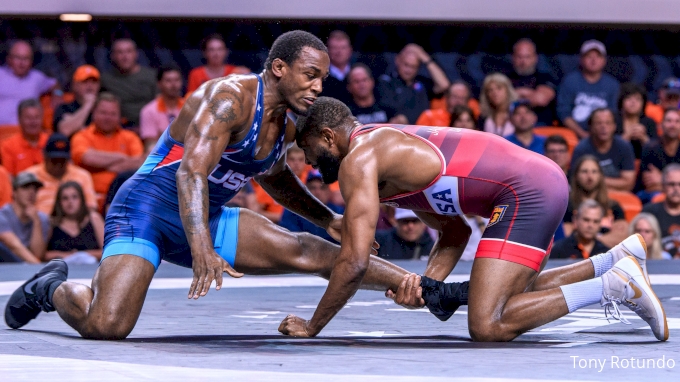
[416,81,476,127]
[0,165,11,207]
[70,93,144,195]
[25,133,98,215]
[0,99,48,176]
[646,77,680,125]
[140,64,185,151]
[186,34,250,94]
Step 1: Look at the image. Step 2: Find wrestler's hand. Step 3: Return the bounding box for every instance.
[326,215,380,255]
[189,250,243,299]
[278,314,314,337]
[385,273,425,309]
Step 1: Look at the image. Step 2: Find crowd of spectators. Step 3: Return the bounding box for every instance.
[2,30,680,263]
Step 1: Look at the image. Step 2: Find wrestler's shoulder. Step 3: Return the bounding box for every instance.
[201,74,260,98]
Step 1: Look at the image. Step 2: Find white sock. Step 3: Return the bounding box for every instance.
[589,252,613,278]
[559,278,604,313]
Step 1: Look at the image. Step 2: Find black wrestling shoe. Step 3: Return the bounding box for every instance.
[420,276,469,322]
[4,259,68,329]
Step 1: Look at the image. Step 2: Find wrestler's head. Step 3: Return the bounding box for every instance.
[266,30,329,115]
[295,97,356,184]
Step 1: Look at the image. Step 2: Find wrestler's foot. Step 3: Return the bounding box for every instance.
[4,259,68,329]
[609,234,649,285]
[601,256,668,341]
[420,276,468,322]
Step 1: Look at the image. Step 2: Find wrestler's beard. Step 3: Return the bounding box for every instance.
[317,148,341,184]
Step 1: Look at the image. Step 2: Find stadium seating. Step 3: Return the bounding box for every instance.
[533,126,579,155]
[608,190,643,222]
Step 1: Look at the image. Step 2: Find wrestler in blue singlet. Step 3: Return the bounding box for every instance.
[103,75,286,270]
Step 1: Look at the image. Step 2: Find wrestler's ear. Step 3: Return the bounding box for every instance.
[320,127,334,146]
[271,58,286,79]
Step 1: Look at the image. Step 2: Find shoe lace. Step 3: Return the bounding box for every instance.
[602,293,631,325]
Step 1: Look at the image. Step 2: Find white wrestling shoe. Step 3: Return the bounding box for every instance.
[608,234,650,285]
[601,256,669,341]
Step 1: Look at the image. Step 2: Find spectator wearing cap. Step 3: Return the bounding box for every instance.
[416,81,479,127]
[0,171,48,263]
[375,208,434,260]
[570,108,635,192]
[140,65,185,151]
[24,133,97,215]
[0,99,48,176]
[321,30,354,105]
[0,40,58,126]
[646,77,680,125]
[187,34,250,94]
[551,199,610,260]
[557,40,620,139]
[279,170,344,243]
[615,82,658,159]
[346,63,393,124]
[0,165,11,207]
[638,109,680,201]
[100,38,157,127]
[71,92,144,195]
[506,38,558,126]
[53,65,101,137]
[505,100,546,154]
[377,43,450,124]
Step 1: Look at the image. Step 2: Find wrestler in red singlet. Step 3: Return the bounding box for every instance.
[350,124,569,271]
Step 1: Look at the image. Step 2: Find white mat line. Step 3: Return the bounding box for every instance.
[0,274,678,297]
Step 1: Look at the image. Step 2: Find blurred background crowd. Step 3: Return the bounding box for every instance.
[2,19,680,264]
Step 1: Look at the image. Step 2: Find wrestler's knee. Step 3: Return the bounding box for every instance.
[78,307,136,340]
[468,318,518,342]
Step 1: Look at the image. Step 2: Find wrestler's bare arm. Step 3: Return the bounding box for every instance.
[255,119,338,231]
[305,146,380,335]
[176,81,252,299]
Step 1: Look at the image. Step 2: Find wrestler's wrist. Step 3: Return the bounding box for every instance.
[321,212,341,229]
[305,320,321,336]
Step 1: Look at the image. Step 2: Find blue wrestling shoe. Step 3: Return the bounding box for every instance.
[420,276,469,322]
[4,259,68,329]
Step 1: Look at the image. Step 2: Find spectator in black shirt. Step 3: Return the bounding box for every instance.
[639,108,680,201]
[346,64,393,124]
[615,82,658,159]
[377,44,450,124]
[642,163,680,258]
[570,108,636,192]
[53,65,101,137]
[507,38,558,126]
[321,30,353,105]
[375,208,434,260]
[551,199,610,260]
